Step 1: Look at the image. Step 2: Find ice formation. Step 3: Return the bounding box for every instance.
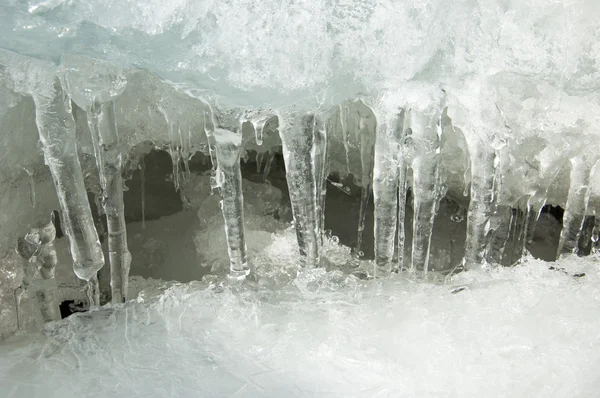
[1,0,600,393]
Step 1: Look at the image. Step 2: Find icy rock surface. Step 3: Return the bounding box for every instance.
[1,249,600,397]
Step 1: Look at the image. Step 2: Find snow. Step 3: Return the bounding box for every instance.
[1,234,599,397]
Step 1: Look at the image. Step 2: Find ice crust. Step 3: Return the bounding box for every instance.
[1,245,599,397]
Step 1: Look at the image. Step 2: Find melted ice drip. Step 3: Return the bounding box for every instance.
[214,128,249,279]
[280,113,328,268]
[84,99,132,303]
[373,109,406,275]
[157,103,192,192]
[557,156,596,258]
[243,109,274,146]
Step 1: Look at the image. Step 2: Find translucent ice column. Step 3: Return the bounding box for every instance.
[557,156,597,257]
[280,113,328,268]
[406,104,444,274]
[372,108,406,275]
[62,55,130,303]
[214,128,249,279]
[30,74,105,305]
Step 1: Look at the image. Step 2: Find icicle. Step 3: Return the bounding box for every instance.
[464,144,497,268]
[34,77,104,305]
[263,150,275,182]
[314,122,329,245]
[524,193,547,248]
[396,164,408,270]
[84,98,131,304]
[408,107,443,274]
[214,128,249,280]
[279,113,328,268]
[487,207,513,265]
[591,211,599,254]
[373,109,406,275]
[243,109,273,146]
[140,156,146,230]
[503,198,528,266]
[338,104,351,175]
[355,105,376,255]
[557,156,596,257]
[86,275,100,308]
[256,151,265,173]
[22,167,36,208]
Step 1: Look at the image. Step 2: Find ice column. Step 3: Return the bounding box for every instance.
[356,105,376,255]
[463,142,497,267]
[34,77,104,306]
[373,109,406,275]
[62,55,130,303]
[280,113,328,268]
[407,106,444,274]
[214,128,249,279]
[557,156,596,257]
[85,99,131,303]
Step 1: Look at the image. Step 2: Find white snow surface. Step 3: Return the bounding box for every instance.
[1,231,599,397]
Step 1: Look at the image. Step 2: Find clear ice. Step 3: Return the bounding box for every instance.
[1,4,600,385]
[280,113,328,268]
[214,127,249,279]
[62,55,131,303]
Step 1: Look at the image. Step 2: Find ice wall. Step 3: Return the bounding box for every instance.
[1,0,600,336]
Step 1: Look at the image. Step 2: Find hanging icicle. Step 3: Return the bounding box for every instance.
[373,108,406,276]
[557,156,597,258]
[62,54,131,303]
[213,128,250,280]
[280,113,329,268]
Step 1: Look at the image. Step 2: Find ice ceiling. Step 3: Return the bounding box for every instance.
[1,0,600,341]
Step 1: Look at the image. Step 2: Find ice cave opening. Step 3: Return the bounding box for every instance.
[1,0,600,396]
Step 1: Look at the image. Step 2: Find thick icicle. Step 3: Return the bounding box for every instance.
[373,109,406,275]
[355,105,376,255]
[407,107,443,274]
[279,113,328,268]
[33,77,105,305]
[464,144,497,267]
[557,156,596,257]
[63,55,131,303]
[84,100,131,303]
[214,129,249,279]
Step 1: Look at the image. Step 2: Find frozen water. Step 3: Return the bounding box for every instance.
[1,0,600,389]
[1,244,600,397]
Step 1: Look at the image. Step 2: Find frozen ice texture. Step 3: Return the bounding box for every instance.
[1,249,600,397]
